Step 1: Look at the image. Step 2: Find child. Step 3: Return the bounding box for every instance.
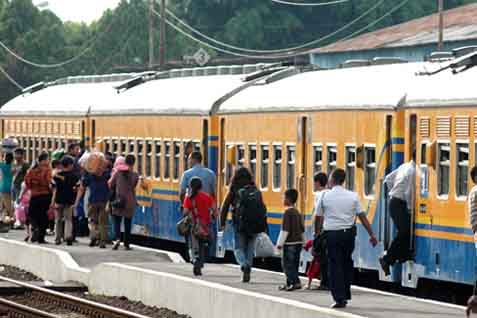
[277,189,305,291]
[15,182,31,241]
[303,239,321,289]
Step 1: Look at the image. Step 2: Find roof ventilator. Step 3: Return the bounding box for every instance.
[371,57,408,65]
[114,71,156,93]
[340,59,371,68]
[417,51,477,76]
[452,46,477,58]
[425,51,454,62]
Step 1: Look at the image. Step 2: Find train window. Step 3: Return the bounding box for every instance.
[287,145,296,189]
[327,145,337,175]
[34,139,40,158]
[313,145,323,175]
[364,146,376,196]
[456,143,469,197]
[105,139,111,154]
[112,140,119,155]
[345,146,356,191]
[146,141,153,177]
[47,138,53,152]
[249,144,257,180]
[137,140,144,176]
[183,141,193,171]
[61,140,66,150]
[27,138,33,162]
[438,143,450,196]
[164,141,171,180]
[224,145,233,186]
[173,141,181,181]
[128,139,135,155]
[120,140,126,157]
[420,143,427,164]
[261,145,269,189]
[154,141,161,179]
[237,145,245,167]
[273,145,282,190]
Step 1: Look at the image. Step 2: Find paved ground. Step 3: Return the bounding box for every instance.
[0,230,466,318]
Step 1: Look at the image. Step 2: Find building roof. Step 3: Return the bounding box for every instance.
[312,3,477,54]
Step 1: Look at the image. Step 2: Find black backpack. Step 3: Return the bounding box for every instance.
[236,185,267,235]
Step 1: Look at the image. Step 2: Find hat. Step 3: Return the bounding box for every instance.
[114,156,129,172]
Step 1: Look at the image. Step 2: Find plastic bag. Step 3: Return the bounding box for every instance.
[216,231,225,258]
[254,232,275,258]
[14,203,27,224]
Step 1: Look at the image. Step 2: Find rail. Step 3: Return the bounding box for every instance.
[0,275,152,318]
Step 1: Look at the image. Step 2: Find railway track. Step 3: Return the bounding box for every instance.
[0,276,151,318]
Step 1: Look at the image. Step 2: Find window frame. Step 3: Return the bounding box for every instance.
[286,143,296,190]
[173,140,181,182]
[345,144,356,191]
[154,139,162,180]
[455,141,469,199]
[436,141,451,199]
[136,139,145,176]
[326,143,337,175]
[312,143,323,176]
[272,143,283,191]
[364,144,376,198]
[248,143,257,182]
[237,144,246,168]
[163,140,172,181]
[260,143,270,191]
[145,139,153,178]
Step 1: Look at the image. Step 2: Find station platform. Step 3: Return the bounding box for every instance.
[0,230,466,318]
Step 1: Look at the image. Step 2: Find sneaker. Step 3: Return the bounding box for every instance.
[278,285,290,291]
[193,266,202,276]
[242,267,251,283]
[112,240,120,250]
[331,301,347,309]
[379,257,391,276]
[89,239,97,247]
[66,240,72,246]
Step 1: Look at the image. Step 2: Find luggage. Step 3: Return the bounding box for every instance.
[1,137,18,153]
[236,185,267,235]
[176,215,191,236]
[80,151,107,174]
[254,232,275,258]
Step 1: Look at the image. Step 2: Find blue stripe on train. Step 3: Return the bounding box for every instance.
[415,223,473,235]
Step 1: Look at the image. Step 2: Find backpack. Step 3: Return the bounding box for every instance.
[236,185,267,235]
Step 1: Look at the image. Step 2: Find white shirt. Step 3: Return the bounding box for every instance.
[468,185,477,232]
[384,161,416,210]
[312,189,329,220]
[316,185,362,231]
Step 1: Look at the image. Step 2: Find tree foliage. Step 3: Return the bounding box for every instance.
[0,0,474,104]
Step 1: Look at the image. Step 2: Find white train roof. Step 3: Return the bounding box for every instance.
[91,75,245,116]
[217,63,424,114]
[404,64,477,108]
[0,82,119,117]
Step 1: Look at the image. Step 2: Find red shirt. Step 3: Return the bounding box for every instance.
[183,191,213,225]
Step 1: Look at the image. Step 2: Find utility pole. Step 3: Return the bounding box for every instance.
[437,0,444,50]
[159,0,166,68]
[148,0,155,69]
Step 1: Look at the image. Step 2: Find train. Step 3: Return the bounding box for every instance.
[1,50,477,289]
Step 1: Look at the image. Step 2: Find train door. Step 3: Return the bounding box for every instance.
[408,114,417,256]
[202,119,209,167]
[297,116,310,216]
[381,115,393,249]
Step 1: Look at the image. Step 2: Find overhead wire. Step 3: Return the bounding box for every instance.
[270,0,349,6]
[164,0,387,55]
[0,65,24,90]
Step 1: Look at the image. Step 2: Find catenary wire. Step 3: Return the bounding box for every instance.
[164,0,386,55]
[0,64,24,90]
[270,0,349,6]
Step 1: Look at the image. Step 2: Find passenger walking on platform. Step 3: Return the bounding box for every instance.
[0,153,14,224]
[276,189,304,291]
[52,156,79,246]
[25,152,52,244]
[12,148,30,203]
[179,151,216,262]
[313,172,330,290]
[76,165,110,249]
[220,167,267,283]
[316,168,377,308]
[379,155,416,276]
[183,177,216,276]
[109,155,139,251]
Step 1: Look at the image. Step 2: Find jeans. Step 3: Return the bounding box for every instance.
[88,202,108,243]
[383,197,411,265]
[233,227,257,270]
[113,215,132,246]
[282,244,303,286]
[326,229,355,303]
[55,204,74,243]
[29,195,52,243]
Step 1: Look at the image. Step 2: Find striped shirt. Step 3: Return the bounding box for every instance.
[468,185,477,232]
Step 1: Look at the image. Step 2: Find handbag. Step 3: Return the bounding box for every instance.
[254,232,275,258]
[176,215,192,236]
[191,199,210,240]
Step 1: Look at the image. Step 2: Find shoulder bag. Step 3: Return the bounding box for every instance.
[191,198,210,240]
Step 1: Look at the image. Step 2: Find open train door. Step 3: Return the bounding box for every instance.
[297,116,311,217]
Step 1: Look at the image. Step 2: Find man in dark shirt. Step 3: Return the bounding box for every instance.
[52,155,79,246]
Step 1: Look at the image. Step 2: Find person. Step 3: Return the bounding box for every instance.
[25,152,52,244]
[109,155,139,251]
[316,168,377,308]
[467,295,477,318]
[15,182,31,241]
[276,189,304,291]
[48,159,63,235]
[303,239,321,290]
[76,161,110,248]
[468,166,477,309]
[220,167,265,283]
[52,155,79,246]
[0,153,14,224]
[313,172,330,290]
[183,177,216,276]
[12,148,30,203]
[379,155,416,276]
[179,151,216,261]
[67,142,82,240]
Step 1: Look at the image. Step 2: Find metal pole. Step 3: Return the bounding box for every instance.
[437,0,444,50]
[159,0,166,68]
[148,0,155,69]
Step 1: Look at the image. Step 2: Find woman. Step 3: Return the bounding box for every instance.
[183,177,216,276]
[109,155,139,250]
[24,152,52,244]
[220,167,264,283]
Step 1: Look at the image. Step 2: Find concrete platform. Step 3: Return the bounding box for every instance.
[0,230,466,318]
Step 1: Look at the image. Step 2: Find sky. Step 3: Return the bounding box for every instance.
[34,0,121,24]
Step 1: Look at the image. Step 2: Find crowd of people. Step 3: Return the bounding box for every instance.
[0,140,143,251]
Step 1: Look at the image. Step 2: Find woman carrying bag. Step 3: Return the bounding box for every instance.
[182,177,216,276]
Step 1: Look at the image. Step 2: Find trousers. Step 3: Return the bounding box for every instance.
[282,243,302,286]
[383,197,411,265]
[113,215,132,246]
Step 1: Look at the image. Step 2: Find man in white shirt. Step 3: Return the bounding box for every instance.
[316,168,377,308]
[313,172,329,290]
[379,156,416,276]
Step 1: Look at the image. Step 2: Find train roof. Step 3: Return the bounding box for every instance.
[0,81,121,117]
[217,63,423,114]
[90,75,245,116]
